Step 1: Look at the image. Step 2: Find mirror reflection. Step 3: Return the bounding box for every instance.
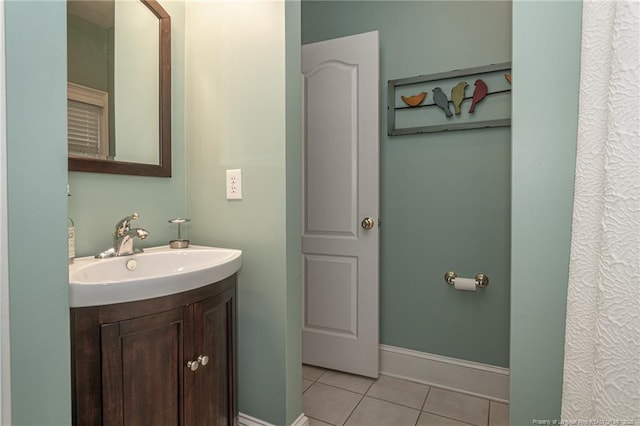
[67,0,171,176]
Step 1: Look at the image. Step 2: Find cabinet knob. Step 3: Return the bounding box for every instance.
[187,360,199,371]
[198,355,209,366]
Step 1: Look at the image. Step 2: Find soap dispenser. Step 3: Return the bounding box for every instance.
[169,217,190,248]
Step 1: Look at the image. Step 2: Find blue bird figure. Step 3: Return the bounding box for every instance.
[433,87,452,117]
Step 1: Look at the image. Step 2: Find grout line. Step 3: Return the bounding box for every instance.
[302,378,317,395]
[413,386,433,426]
[414,386,431,426]
[315,368,327,382]
[362,376,376,395]
[309,382,364,397]
[420,386,432,412]
[341,391,367,426]
[307,415,338,426]
[309,365,377,395]
[420,407,478,426]
[340,376,378,425]
[341,372,377,425]
[302,364,327,383]
[303,364,506,426]
[364,394,423,412]
[316,378,374,396]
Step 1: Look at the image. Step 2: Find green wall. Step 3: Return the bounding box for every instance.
[68,1,302,424]
[67,14,111,92]
[5,1,71,423]
[67,14,116,162]
[68,0,186,257]
[185,1,300,424]
[509,1,581,423]
[4,2,187,420]
[285,0,303,424]
[302,0,512,367]
[1,0,584,424]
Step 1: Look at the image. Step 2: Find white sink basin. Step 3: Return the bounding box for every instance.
[69,245,242,307]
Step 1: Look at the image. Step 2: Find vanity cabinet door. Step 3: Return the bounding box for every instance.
[71,275,237,426]
[101,307,187,426]
[188,286,236,426]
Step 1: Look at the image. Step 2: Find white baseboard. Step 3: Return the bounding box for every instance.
[379,344,509,403]
[291,413,310,426]
[239,413,274,426]
[239,412,308,426]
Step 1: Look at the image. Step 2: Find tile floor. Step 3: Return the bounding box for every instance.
[302,364,508,426]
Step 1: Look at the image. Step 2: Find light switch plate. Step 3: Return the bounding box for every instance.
[226,169,242,200]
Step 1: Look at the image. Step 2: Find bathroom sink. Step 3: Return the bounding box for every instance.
[69,245,242,307]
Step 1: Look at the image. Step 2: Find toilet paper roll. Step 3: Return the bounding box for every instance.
[454,277,477,292]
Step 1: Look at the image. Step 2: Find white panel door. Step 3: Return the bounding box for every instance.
[302,31,379,378]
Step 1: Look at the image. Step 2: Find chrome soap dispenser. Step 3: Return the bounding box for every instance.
[169,217,190,248]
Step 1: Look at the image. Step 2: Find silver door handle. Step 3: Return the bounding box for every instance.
[361,217,375,230]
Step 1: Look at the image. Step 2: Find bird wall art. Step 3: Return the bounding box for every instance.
[396,77,506,118]
[432,87,453,117]
[450,81,468,115]
[389,62,512,135]
[401,91,427,107]
[469,79,488,113]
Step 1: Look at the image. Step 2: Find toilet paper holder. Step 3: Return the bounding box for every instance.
[444,271,489,288]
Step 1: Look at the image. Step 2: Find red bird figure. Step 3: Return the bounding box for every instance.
[468,79,488,113]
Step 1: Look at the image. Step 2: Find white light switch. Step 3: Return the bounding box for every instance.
[226,169,242,200]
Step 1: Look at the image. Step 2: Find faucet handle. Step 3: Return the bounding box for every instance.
[115,213,139,236]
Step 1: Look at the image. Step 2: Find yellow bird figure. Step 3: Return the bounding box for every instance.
[450,81,468,115]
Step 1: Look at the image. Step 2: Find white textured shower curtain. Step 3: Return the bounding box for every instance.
[562,0,640,422]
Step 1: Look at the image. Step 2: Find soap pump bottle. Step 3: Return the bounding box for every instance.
[68,185,75,264]
[169,217,190,248]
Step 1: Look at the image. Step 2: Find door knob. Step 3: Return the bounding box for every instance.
[361,217,375,230]
[198,355,209,366]
[187,360,199,371]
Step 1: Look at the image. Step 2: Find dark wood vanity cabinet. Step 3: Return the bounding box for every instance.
[100,307,185,425]
[71,275,237,426]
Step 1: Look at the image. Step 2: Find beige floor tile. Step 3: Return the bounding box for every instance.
[308,417,334,426]
[303,364,327,381]
[317,370,374,394]
[303,383,362,426]
[345,396,419,426]
[365,375,430,409]
[489,401,509,426]
[303,378,314,393]
[417,411,474,426]
[423,388,489,426]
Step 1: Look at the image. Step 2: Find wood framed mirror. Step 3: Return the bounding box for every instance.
[67,0,171,177]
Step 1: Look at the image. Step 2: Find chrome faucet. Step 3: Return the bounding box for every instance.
[96,213,150,258]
